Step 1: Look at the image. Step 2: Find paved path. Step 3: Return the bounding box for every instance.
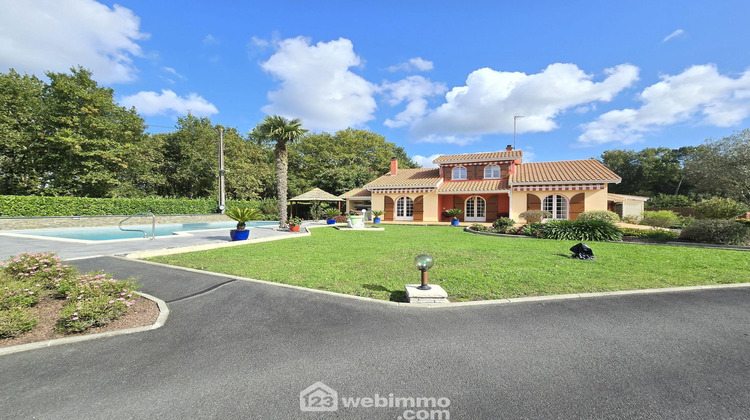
[2,256,749,419]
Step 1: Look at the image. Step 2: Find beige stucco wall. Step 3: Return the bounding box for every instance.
[510,186,610,222]
[620,200,644,218]
[370,192,440,222]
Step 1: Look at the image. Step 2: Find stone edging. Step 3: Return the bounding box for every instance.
[0,292,169,357]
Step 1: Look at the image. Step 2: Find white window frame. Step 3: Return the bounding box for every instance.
[451,166,467,180]
[484,165,501,179]
[543,194,569,220]
[465,196,486,222]
[395,196,414,221]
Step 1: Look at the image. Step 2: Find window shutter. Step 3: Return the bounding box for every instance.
[384,196,394,221]
[569,193,585,220]
[527,194,541,211]
[486,195,498,222]
[413,196,424,221]
[467,165,479,180]
[453,196,464,221]
[445,166,452,181]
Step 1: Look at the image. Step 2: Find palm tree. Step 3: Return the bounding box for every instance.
[256,115,308,228]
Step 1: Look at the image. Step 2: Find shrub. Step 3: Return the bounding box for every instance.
[693,197,750,220]
[518,223,545,238]
[640,210,681,228]
[0,195,268,217]
[257,199,279,218]
[492,217,516,230]
[333,215,348,223]
[0,279,41,309]
[543,219,623,242]
[1,252,76,289]
[324,208,341,218]
[679,220,750,246]
[0,308,38,338]
[519,210,551,223]
[469,223,487,232]
[576,210,620,223]
[621,215,640,224]
[56,295,130,333]
[620,228,679,242]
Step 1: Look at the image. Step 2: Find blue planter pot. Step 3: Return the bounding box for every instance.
[373,217,381,224]
[230,229,250,241]
[451,219,460,227]
[326,218,336,225]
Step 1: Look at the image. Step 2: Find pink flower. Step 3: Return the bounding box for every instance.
[72,317,79,321]
[109,300,114,304]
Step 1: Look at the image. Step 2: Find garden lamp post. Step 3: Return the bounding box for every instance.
[414,254,434,290]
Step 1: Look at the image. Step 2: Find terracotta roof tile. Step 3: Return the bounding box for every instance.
[340,188,371,198]
[433,150,523,163]
[364,168,441,188]
[510,159,621,184]
[437,179,509,193]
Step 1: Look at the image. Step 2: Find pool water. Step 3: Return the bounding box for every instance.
[7,221,277,241]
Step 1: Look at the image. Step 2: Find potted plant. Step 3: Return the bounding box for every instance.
[371,210,384,224]
[226,206,263,241]
[446,208,463,227]
[346,210,365,228]
[287,216,303,232]
[323,208,340,225]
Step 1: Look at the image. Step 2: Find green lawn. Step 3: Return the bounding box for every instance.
[147,225,750,302]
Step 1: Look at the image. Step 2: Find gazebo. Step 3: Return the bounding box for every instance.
[289,188,343,219]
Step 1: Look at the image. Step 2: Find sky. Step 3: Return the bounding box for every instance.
[1,0,749,167]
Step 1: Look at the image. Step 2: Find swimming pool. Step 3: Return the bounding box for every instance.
[2,221,277,242]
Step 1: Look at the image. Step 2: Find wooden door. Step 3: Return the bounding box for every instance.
[384,196,394,221]
[413,196,424,221]
[569,193,585,220]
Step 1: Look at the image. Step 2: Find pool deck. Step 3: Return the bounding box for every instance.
[0,223,312,261]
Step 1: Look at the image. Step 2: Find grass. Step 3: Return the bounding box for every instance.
[147,225,750,302]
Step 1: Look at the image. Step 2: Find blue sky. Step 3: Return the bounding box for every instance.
[1,1,749,167]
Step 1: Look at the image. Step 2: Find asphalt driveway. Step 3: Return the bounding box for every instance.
[2,257,749,419]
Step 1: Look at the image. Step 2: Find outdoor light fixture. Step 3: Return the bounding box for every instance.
[414,254,434,290]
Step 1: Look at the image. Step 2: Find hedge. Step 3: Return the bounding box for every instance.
[0,195,274,217]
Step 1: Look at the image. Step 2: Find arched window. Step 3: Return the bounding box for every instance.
[451,166,467,180]
[395,196,414,220]
[484,165,501,179]
[465,196,486,222]
[543,195,569,219]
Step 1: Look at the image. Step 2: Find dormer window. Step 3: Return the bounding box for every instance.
[451,166,467,180]
[484,165,501,179]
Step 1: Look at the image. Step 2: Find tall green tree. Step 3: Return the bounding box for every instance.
[255,116,308,227]
[600,147,693,196]
[684,130,750,205]
[289,128,417,196]
[0,69,45,195]
[159,114,219,199]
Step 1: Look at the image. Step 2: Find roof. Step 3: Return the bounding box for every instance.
[607,193,649,202]
[340,187,371,199]
[364,168,442,189]
[433,150,523,164]
[437,179,509,194]
[510,159,621,184]
[289,188,343,202]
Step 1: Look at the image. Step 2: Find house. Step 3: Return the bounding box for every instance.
[341,146,622,223]
[607,193,649,219]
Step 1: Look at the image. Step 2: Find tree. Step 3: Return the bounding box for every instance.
[600,147,693,197]
[159,114,219,198]
[255,115,308,227]
[289,128,417,196]
[684,130,750,205]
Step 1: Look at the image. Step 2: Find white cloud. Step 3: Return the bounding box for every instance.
[382,76,447,128]
[578,64,750,146]
[260,36,377,131]
[411,154,442,168]
[409,63,639,144]
[0,0,148,83]
[387,57,434,73]
[202,34,219,45]
[663,29,686,43]
[162,67,185,79]
[120,90,218,117]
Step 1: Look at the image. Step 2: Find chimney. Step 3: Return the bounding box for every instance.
[506,144,513,152]
[390,157,398,176]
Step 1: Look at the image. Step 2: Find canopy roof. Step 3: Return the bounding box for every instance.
[289,188,343,202]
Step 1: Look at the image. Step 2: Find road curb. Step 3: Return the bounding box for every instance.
[0,292,169,357]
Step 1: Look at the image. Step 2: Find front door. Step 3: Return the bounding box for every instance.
[395,196,414,221]
[465,196,486,222]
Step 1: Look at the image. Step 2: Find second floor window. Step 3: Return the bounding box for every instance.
[484,165,501,179]
[451,166,467,180]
